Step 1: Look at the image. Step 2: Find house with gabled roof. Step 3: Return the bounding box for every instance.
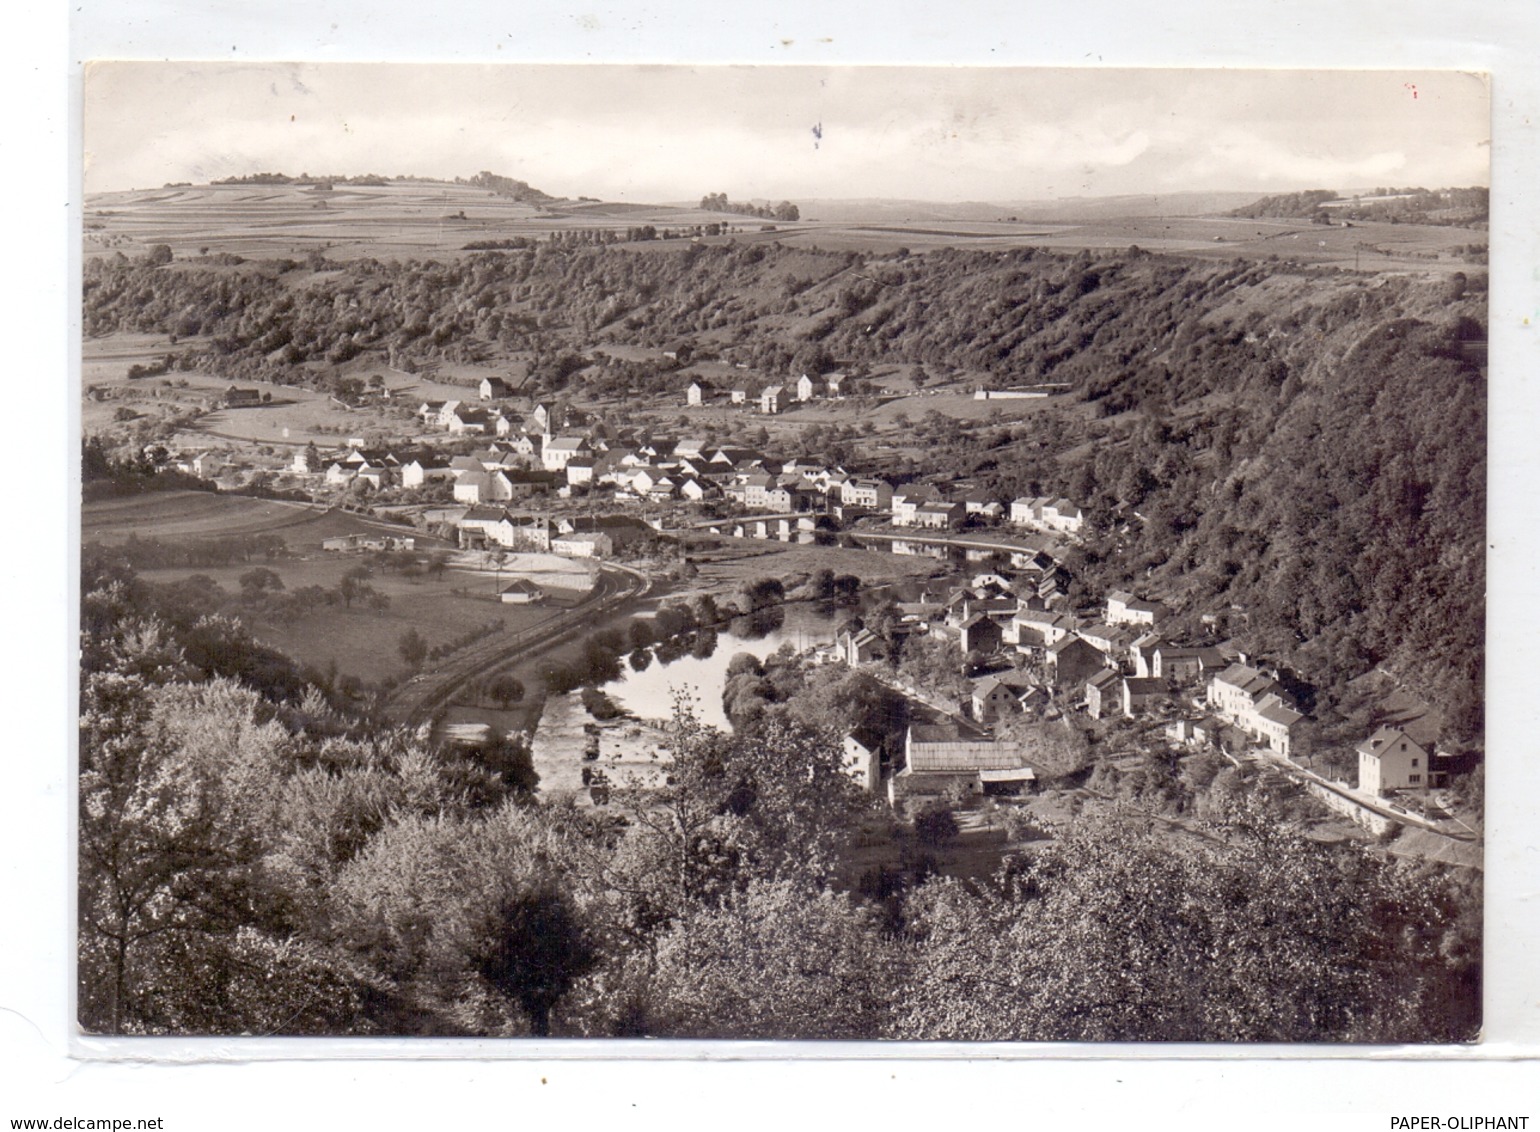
[542,435,592,472]
[448,406,493,436]
[1076,623,1131,659]
[687,380,714,406]
[1042,498,1085,535]
[796,373,817,402]
[1357,728,1439,795]
[914,500,966,530]
[400,457,453,489]
[565,456,598,487]
[1084,668,1122,719]
[1122,676,1169,716]
[1130,632,1165,677]
[1208,663,1304,757]
[1048,636,1104,689]
[455,469,517,504]
[1152,646,1226,682]
[843,726,883,793]
[837,627,884,667]
[742,472,777,510]
[972,675,1021,723]
[959,613,1004,656]
[760,385,784,414]
[480,376,514,400]
[841,478,893,510]
[1010,497,1042,526]
[499,578,545,604]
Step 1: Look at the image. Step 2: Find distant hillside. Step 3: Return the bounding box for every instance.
[1232,186,1488,228]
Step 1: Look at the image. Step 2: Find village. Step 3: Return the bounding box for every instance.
[139,364,1479,860]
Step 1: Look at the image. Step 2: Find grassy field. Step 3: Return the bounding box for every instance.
[132,550,593,684]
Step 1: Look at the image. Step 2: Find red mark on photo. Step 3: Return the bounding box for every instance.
[1404,83,1419,99]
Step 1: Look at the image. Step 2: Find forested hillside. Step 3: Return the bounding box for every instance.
[83,242,1486,742]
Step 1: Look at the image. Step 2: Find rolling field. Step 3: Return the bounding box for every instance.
[81,490,447,552]
[85,181,1484,274]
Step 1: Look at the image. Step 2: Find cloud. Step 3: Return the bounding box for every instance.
[82,63,1489,200]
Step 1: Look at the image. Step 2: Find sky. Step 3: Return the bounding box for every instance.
[83,63,1489,201]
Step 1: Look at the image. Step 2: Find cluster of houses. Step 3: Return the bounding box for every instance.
[455,508,655,559]
[825,571,1324,804]
[412,392,590,441]
[836,568,1453,813]
[687,372,846,413]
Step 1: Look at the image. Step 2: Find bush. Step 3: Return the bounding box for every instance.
[913,805,960,848]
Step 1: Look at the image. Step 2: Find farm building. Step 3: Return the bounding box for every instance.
[321,534,415,553]
[479,376,513,400]
[890,722,1035,801]
[222,386,263,407]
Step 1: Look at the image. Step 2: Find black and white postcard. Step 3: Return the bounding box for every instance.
[78,63,1488,1043]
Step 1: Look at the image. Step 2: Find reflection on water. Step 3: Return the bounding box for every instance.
[526,603,844,798]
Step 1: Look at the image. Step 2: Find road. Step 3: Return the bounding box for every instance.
[1243,744,1479,843]
[381,559,652,727]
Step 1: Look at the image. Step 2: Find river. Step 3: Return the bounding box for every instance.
[521,601,848,799]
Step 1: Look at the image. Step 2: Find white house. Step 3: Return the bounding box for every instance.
[796,374,817,402]
[1107,590,1166,627]
[760,385,784,414]
[541,436,592,473]
[1208,663,1303,757]
[1356,728,1433,795]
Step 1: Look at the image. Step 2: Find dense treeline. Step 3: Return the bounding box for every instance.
[699,192,800,221]
[79,560,1481,1039]
[81,241,1485,739]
